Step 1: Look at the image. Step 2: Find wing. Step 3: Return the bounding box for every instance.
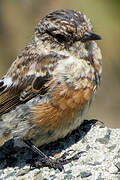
[0,44,67,115]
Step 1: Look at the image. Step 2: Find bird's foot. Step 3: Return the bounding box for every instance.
[30,151,84,171]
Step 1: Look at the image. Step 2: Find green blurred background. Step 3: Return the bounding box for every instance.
[0,0,120,128]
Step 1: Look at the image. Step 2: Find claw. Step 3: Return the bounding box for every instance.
[24,140,85,171]
[31,157,64,171]
[30,151,85,171]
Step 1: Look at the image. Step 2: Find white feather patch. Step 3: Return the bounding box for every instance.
[3,77,12,87]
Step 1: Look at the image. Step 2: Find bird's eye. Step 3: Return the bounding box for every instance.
[55,34,67,43]
[46,29,67,43]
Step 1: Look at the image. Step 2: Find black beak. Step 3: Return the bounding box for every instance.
[81,32,102,42]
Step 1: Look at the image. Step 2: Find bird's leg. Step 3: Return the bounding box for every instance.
[24,140,84,171]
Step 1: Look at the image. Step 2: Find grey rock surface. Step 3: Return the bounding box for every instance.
[0,120,120,180]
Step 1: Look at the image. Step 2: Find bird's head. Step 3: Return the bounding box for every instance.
[34,9,101,51]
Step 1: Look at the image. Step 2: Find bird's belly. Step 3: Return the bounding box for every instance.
[25,82,94,146]
[25,101,90,147]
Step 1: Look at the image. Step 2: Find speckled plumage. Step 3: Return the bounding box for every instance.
[0,9,102,155]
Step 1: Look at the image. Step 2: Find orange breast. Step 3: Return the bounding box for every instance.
[31,80,94,131]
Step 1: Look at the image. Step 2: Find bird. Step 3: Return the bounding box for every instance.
[0,9,102,170]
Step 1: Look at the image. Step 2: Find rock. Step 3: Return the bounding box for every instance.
[0,120,120,180]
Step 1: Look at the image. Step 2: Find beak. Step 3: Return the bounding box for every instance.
[81,32,102,42]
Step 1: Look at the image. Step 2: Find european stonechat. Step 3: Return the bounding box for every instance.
[0,9,102,170]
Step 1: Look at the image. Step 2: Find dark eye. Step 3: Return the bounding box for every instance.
[55,34,67,43]
[46,29,67,43]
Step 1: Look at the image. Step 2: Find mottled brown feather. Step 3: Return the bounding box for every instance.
[0,52,67,115]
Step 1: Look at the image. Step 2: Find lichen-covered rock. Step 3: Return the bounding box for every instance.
[0,120,120,180]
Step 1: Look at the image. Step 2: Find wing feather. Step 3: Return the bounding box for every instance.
[0,46,67,115]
